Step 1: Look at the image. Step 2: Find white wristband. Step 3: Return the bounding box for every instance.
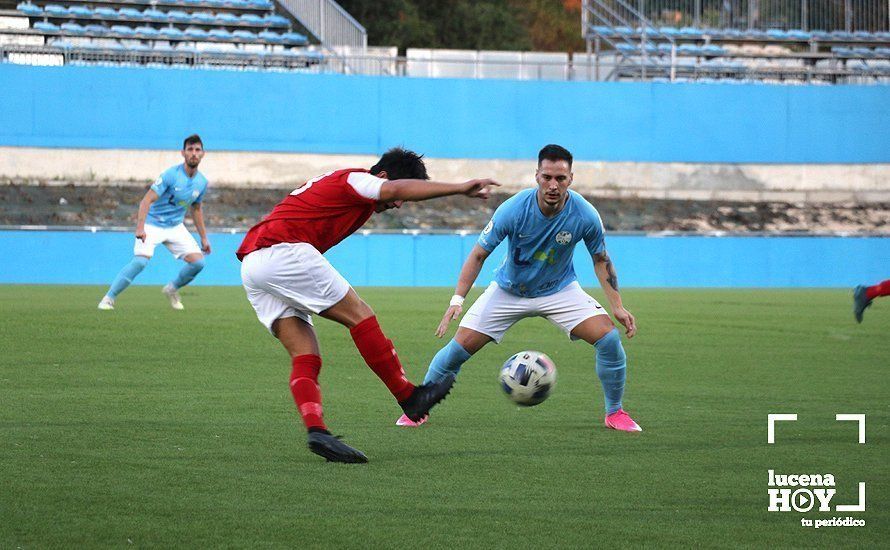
[449,295,465,307]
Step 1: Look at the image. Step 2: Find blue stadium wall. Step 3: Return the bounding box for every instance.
[1,231,887,288]
[1,64,889,163]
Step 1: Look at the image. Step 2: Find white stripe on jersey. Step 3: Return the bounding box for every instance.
[346,172,386,200]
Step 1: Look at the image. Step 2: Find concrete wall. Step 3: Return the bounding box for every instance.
[3,147,888,203]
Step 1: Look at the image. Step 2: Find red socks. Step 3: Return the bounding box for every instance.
[349,316,415,402]
[866,279,890,300]
[290,354,326,431]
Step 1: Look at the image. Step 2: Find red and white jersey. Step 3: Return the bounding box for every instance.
[236,169,386,260]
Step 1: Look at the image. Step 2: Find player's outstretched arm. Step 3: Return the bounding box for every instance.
[593,251,637,338]
[379,179,499,203]
[190,203,211,254]
[436,244,491,337]
[135,189,159,242]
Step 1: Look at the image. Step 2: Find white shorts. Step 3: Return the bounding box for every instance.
[459,281,609,343]
[240,242,351,333]
[134,223,202,260]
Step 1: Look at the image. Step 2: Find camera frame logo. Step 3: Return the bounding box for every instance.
[767,414,866,529]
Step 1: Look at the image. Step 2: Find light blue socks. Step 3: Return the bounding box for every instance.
[423,338,472,384]
[171,259,205,290]
[106,256,149,298]
[594,328,627,414]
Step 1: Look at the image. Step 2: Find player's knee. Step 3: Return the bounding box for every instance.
[353,299,375,324]
[132,256,150,270]
[188,258,206,271]
[594,327,625,362]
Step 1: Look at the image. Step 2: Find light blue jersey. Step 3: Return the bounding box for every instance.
[147,164,208,227]
[477,188,606,298]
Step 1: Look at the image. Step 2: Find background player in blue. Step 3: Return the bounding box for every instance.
[396,144,642,432]
[98,134,211,311]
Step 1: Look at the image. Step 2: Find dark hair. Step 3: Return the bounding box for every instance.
[538,144,572,168]
[370,147,428,180]
[183,134,203,149]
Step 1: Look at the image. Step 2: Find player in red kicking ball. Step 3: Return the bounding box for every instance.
[237,147,498,463]
[854,279,890,323]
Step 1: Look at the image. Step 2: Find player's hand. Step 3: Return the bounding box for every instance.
[201,238,212,255]
[435,305,462,338]
[463,179,500,199]
[613,307,636,338]
[135,228,146,242]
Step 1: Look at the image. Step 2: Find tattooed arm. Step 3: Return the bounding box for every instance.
[593,250,636,338]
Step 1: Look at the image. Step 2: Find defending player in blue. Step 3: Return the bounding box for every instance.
[396,144,642,432]
[98,134,211,311]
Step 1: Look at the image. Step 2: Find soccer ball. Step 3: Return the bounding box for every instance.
[499,351,557,406]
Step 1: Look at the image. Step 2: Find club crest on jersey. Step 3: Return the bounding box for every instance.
[192,190,200,198]
[555,231,572,245]
[483,220,494,234]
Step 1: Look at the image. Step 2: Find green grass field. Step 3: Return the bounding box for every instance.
[1,286,887,548]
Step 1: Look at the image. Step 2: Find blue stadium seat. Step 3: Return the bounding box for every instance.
[852,31,874,41]
[143,8,167,22]
[205,0,227,7]
[111,25,137,37]
[34,21,59,32]
[227,0,250,7]
[677,43,702,55]
[17,2,42,16]
[217,13,240,24]
[193,12,216,24]
[185,27,209,39]
[232,29,257,42]
[810,30,831,40]
[94,7,119,20]
[118,8,142,20]
[678,27,703,39]
[830,30,854,40]
[44,4,68,17]
[875,47,890,57]
[831,46,853,56]
[786,30,810,40]
[721,28,744,38]
[60,22,87,35]
[590,26,616,37]
[160,26,185,39]
[240,13,263,25]
[68,5,92,18]
[258,30,284,44]
[281,32,308,45]
[266,14,289,26]
[701,44,725,56]
[84,24,109,36]
[615,43,637,54]
[659,26,680,37]
[135,26,160,38]
[183,0,204,5]
[209,28,232,40]
[614,26,634,36]
[744,29,767,39]
[851,47,875,58]
[167,10,192,23]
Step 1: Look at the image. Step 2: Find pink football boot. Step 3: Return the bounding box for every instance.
[395,414,428,427]
[605,409,642,432]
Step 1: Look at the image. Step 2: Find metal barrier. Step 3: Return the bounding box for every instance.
[275,0,367,49]
[591,0,889,31]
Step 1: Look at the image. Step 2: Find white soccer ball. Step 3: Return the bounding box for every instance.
[499,351,557,406]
